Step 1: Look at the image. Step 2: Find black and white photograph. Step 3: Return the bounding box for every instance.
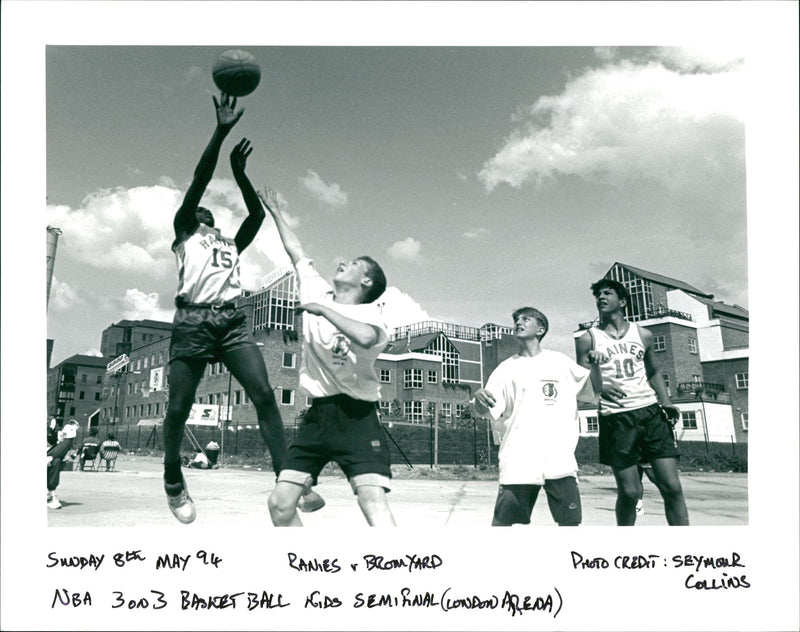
[2,1,798,631]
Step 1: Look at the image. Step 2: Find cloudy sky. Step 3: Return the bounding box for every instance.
[43,41,753,366]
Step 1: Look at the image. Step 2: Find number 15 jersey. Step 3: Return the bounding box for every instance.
[590,323,657,415]
[173,224,242,304]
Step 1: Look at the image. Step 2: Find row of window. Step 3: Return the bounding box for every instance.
[378,400,468,423]
[584,411,749,433]
[660,372,748,395]
[653,334,698,354]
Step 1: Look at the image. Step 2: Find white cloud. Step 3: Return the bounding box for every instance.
[388,237,423,262]
[463,227,489,240]
[376,287,432,330]
[120,288,174,322]
[479,49,746,193]
[49,277,82,311]
[81,348,103,357]
[300,170,348,208]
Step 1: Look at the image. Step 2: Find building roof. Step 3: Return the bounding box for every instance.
[55,354,109,369]
[110,319,173,330]
[383,332,452,355]
[614,263,713,298]
[695,297,750,320]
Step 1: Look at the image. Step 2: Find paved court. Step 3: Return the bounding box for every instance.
[47,455,748,528]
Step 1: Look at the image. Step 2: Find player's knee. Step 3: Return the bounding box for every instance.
[657,478,684,499]
[268,489,297,524]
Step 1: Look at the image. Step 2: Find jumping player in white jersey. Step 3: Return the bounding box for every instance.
[474,307,595,526]
[163,94,323,523]
[257,187,395,527]
[576,279,689,526]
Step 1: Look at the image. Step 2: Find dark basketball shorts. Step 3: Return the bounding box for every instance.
[169,306,255,363]
[279,395,392,493]
[598,403,680,469]
[492,477,582,526]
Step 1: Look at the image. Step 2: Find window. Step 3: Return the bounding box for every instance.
[69,406,76,415]
[378,401,391,416]
[234,390,242,405]
[585,416,599,433]
[127,383,133,395]
[282,352,296,369]
[97,375,102,384]
[404,401,423,423]
[653,335,666,352]
[663,373,671,396]
[79,391,85,400]
[427,370,437,384]
[155,403,160,416]
[688,337,698,354]
[143,356,149,368]
[380,369,391,384]
[158,352,164,365]
[741,412,748,430]
[441,403,452,419]
[681,410,698,429]
[306,396,313,406]
[455,403,467,419]
[94,392,101,401]
[281,389,294,405]
[403,369,423,389]
[81,374,87,383]
[735,372,748,389]
[136,359,142,371]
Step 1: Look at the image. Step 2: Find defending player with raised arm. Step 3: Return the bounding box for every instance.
[258,187,395,527]
[473,307,595,527]
[162,94,324,523]
[575,278,689,526]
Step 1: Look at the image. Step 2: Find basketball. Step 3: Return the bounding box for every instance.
[212,49,261,97]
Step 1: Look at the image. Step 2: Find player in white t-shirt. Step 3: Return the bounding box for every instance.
[473,307,595,526]
[575,278,688,526]
[258,188,395,526]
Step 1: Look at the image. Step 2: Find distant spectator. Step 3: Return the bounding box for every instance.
[188,449,210,470]
[99,434,121,472]
[78,429,101,471]
[48,419,79,509]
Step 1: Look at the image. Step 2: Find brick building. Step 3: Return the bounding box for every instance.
[46,354,107,428]
[574,263,749,443]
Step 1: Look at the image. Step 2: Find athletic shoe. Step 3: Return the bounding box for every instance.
[165,476,196,524]
[298,490,326,513]
[47,493,62,509]
[635,499,644,516]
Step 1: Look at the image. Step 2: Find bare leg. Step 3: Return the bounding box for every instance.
[268,481,305,526]
[650,457,689,526]
[611,465,643,526]
[356,486,396,526]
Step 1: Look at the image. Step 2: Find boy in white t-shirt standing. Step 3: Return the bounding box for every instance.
[258,188,395,527]
[473,307,595,526]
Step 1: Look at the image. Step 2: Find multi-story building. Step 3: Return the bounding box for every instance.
[100,319,173,358]
[46,354,108,428]
[574,263,749,443]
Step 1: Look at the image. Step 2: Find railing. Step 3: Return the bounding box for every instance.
[678,381,725,394]
[578,307,693,331]
[390,321,482,342]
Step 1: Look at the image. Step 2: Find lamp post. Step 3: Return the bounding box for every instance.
[694,386,710,451]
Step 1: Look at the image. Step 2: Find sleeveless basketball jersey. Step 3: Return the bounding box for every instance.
[173,224,242,304]
[591,323,657,414]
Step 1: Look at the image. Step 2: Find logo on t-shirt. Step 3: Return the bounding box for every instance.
[542,381,558,404]
[331,333,351,365]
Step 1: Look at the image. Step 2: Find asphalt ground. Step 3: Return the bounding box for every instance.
[47,454,748,528]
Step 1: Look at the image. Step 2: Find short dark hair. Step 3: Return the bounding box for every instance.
[511,306,549,340]
[356,256,387,303]
[107,433,116,441]
[591,279,630,305]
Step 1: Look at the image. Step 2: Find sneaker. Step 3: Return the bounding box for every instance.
[165,476,196,524]
[47,493,62,509]
[635,498,644,516]
[298,490,326,513]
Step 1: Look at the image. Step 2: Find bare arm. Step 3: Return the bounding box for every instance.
[258,187,306,264]
[173,94,244,242]
[576,331,625,404]
[297,302,380,348]
[641,327,679,420]
[229,138,264,253]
